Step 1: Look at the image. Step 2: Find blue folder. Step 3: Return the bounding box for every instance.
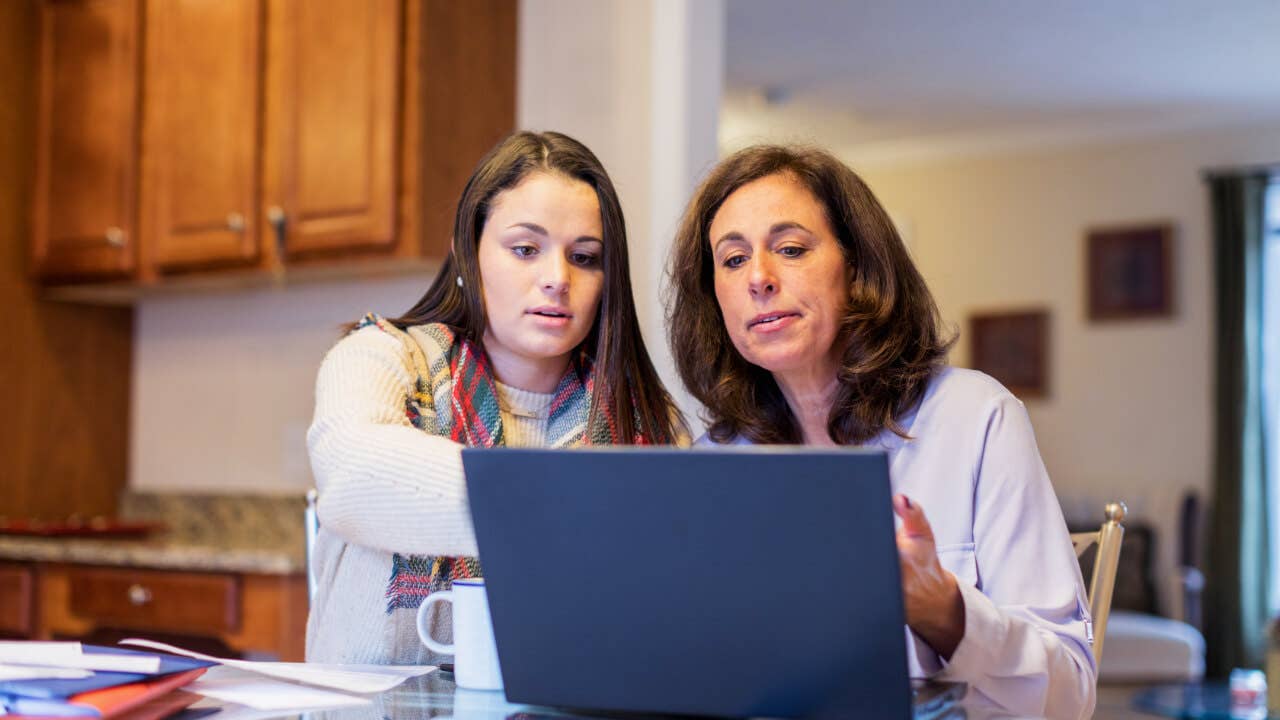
[0,644,214,715]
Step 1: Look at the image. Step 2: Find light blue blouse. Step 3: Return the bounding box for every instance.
[697,366,1097,719]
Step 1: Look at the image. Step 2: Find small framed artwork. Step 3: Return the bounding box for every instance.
[1086,223,1173,320]
[969,310,1049,399]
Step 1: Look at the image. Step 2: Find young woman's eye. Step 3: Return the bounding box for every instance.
[512,245,538,258]
[778,246,807,259]
[570,252,600,267]
[722,254,748,269]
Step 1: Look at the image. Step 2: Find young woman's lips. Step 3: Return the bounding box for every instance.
[527,308,572,328]
[748,313,800,334]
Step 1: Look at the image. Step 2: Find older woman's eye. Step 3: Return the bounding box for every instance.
[778,246,807,259]
[512,245,538,258]
[722,255,748,269]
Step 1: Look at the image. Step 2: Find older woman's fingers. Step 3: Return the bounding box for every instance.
[893,493,933,541]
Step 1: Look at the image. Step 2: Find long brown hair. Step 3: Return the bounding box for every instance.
[667,144,954,445]
[390,131,681,443]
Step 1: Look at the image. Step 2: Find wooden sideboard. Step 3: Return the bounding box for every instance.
[0,560,307,661]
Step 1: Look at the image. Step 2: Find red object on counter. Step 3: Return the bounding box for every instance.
[0,517,165,538]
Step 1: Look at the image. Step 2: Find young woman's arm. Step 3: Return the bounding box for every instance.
[307,326,478,557]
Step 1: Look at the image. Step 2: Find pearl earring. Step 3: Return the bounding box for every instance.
[456,275,464,288]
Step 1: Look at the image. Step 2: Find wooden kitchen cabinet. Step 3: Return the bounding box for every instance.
[0,562,35,637]
[66,566,240,636]
[140,0,264,273]
[31,0,142,281]
[141,0,403,273]
[263,0,402,260]
[36,564,308,661]
[33,0,516,291]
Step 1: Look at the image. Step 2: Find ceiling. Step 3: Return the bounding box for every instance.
[722,0,1280,163]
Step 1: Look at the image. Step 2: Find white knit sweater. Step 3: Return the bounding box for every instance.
[305,325,555,664]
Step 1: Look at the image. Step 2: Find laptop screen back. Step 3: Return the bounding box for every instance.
[463,447,911,719]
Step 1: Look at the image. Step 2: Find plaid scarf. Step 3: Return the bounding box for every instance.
[354,313,650,612]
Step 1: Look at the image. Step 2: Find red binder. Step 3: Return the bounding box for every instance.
[5,667,206,719]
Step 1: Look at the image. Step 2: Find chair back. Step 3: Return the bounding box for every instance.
[305,488,319,605]
[1069,501,1126,662]
[1176,491,1204,631]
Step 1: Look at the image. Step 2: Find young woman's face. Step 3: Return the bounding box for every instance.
[477,171,605,389]
[708,172,851,380]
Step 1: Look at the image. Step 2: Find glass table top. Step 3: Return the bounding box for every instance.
[173,669,988,720]
[177,670,565,720]
[1131,683,1278,720]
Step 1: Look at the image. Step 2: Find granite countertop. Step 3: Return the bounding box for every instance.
[0,492,308,575]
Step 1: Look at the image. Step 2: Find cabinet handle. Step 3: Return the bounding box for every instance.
[226,212,246,233]
[105,227,126,247]
[127,584,152,606]
[267,206,287,261]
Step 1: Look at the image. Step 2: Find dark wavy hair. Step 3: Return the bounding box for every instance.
[667,144,954,445]
[389,131,682,443]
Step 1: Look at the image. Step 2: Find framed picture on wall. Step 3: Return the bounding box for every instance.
[969,310,1049,399]
[1086,222,1173,320]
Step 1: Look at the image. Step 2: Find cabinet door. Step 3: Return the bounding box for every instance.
[31,0,141,280]
[264,0,401,259]
[0,563,34,637]
[141,0,263,273]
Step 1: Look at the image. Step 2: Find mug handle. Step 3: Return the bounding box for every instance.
[416,591,454,655]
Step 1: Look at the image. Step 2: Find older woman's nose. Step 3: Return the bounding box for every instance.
[747,256,777,297]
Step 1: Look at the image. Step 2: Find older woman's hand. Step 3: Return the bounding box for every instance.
[893,494,966,659]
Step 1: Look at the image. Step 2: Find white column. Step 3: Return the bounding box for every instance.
[519,0,724,434]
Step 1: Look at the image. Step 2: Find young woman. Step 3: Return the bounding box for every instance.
[667,145,1096,718]
[307,131,684,664]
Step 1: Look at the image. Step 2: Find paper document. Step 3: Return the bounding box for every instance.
[186,668,371,711]
[0,641,161,673]
[306,663,436,678]
[183,696,350,720]
[0,664,94,681]
[119,639,434,694]
[0,642,80,665]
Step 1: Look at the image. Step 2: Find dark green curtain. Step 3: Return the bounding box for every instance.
[1204,172,1271,677]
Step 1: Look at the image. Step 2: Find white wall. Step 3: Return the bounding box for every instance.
[130,0,722,492]
[519,0,721,428]
[854,123,1280,612]
[131,275,433,492]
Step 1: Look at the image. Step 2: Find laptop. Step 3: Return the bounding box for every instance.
[462,447,942,719]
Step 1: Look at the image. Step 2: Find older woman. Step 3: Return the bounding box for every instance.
[668,145,1096,718]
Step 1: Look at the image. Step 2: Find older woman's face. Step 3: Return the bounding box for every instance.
[709,172,850,378]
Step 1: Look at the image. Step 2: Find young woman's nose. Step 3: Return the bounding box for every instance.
[540,255,570,295]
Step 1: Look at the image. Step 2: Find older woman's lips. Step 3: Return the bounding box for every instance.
[748,313,800,333]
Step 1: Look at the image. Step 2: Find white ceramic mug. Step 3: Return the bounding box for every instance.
[417,577,504,690]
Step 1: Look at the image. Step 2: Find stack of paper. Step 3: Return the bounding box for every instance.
[0,639,436,716]
[0,642,214,718]
[118,639,436,712]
